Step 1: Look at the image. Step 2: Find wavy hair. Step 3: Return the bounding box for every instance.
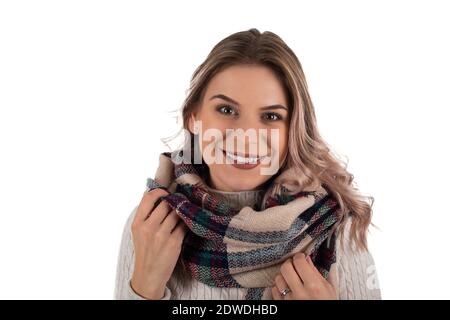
[162,29,374,286]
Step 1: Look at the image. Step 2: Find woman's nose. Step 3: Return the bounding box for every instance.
[223,124,270,155]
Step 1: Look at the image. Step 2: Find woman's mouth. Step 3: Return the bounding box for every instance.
[220,149,268,170]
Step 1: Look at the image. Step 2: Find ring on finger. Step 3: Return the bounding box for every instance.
[280,287,291,297]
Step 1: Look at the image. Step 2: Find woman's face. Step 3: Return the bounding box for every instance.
[189,64,290,191]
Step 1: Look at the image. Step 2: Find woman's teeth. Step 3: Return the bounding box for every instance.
[225,150,260,164]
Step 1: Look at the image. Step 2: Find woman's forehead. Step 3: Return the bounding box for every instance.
[203,65,288,108]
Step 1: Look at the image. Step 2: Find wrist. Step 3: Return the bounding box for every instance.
[130,273,166,300]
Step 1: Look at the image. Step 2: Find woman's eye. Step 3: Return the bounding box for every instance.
[262,112,283,121]
[217,105,237,116]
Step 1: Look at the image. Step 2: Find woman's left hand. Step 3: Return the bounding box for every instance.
[271,252,337,300]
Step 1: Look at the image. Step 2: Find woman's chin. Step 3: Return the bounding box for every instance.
[220,176,268,192]
[208,164,272,191]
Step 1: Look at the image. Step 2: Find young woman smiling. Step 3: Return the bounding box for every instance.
[114,28,381,300]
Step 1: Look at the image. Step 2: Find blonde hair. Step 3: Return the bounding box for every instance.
[163,28,375,286]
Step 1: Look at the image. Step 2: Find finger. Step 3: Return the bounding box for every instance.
[275,274,292,300]
[135,188,169,223]
[160,209,181,234]
[171,221,189,241]
[292,252,319,284]
[274,274,288,291]
[271,286,282,300]
[306,255,326,278]
[279,259,304,295]
[145,198,172,227]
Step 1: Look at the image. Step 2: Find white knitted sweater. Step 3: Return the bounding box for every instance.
[114,188,381,300]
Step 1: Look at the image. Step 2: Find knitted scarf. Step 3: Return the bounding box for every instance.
[145,149,343,300]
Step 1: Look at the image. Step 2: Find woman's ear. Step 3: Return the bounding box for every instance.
[188,114,197,135]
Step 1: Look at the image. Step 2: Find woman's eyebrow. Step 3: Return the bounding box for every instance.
[209,94,240,105]
[260,105,288,112]
[209,94,288,111]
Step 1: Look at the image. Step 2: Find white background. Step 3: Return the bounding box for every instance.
[1,1,449,299]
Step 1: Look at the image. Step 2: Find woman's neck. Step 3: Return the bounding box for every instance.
[208,187,266,211]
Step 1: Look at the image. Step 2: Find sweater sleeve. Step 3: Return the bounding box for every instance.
[336,217,382,300]
[113,205,172,300]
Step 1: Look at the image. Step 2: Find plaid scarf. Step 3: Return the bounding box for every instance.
[145,149,342,300]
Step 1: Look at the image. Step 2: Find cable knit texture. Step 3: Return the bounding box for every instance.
[114,188,381,300]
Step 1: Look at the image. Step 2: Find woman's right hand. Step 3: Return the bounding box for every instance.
[130,188,189,299]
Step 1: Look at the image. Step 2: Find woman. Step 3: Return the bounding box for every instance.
[114,28,381,300]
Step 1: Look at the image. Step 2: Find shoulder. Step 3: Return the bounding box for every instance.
[117,205,141,244]
[114,205,138,299]
[125,205,139,230]
[118,205,140,262]
[335,216,382,299]
[117,205,138,252]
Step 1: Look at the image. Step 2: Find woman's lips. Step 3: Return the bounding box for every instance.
[221,149,265,170]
